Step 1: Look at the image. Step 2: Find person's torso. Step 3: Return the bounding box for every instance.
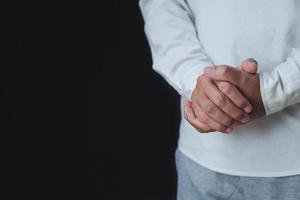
[178,0,300,177]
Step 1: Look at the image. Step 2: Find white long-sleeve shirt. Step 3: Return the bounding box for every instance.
[139,0,300,177]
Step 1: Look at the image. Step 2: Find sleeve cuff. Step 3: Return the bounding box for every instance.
[259,58,300,115]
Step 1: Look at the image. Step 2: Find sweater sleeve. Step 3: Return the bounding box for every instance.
[139,0,214,100]
[259,48,300,115]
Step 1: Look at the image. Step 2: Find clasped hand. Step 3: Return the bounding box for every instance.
[184,58,266,134]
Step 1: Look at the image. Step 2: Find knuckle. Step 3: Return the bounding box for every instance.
[218,81,232,94]
[198,112,209,123]
[215,94,227,107]
[191,89,198,98]
[197,74,207,84]
[196,77,206,90]
[234,97,246,108]
[205,104,215,114]
[197,74,205,81]
[219,66,230,77]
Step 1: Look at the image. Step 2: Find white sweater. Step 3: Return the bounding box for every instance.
[139,0,300,177]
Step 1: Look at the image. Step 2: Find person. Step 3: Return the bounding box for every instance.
[139,1,300,199]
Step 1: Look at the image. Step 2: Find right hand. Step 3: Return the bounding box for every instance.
[184,58,258,133]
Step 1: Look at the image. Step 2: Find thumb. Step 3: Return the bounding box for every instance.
[239,58,258,74]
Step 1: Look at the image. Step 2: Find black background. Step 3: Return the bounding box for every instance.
[2,1,180,199]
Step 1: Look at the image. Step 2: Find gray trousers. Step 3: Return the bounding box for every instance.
[176,149,300,200]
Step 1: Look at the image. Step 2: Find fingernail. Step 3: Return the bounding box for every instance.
[226,128,233,133]
[246,58,258,65]
[244,106,252,113]
[204,67,215,75]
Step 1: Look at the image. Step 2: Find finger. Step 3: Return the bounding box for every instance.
[239,58,258,74]
[183,100,213,133]
[216,81,253,114]
[184,100,213,133]
[203,65,246,86]
[192,102,232,133]
[202,81,252,122]
[195,78,241,126]
[197,91,235,127]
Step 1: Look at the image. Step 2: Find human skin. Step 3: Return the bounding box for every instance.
[184,59,265,133]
